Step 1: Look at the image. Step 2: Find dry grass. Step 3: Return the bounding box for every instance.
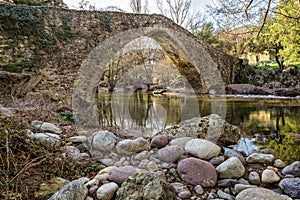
[0,96,98,199]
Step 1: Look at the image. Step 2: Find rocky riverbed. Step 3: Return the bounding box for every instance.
[16,112,299,200]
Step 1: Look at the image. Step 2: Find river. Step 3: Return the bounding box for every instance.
[96,92,300,164]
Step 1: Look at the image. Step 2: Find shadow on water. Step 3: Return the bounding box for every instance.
[97,92,300,164]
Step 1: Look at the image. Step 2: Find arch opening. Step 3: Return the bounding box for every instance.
[73,26,226,130]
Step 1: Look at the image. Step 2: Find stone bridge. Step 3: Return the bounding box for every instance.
[0,3,240,99]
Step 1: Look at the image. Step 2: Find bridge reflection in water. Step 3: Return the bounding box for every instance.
[97,91,202,137]
[97,93,300,164]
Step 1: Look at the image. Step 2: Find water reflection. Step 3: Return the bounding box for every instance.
[97,91,200,137]
[97,93,300,163]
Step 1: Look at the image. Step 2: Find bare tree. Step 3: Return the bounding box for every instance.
[130,0,141,13]
[130,0,149,13]
[78,0,96,10]
[156,0,192,27]
[208,0,279,36]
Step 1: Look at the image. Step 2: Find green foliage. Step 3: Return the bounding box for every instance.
[83,162,103,176]
[0,60,34,73]
[196,22,224,50]
[253,60,279,69]
[273,0,300,62]
[0,5,75,56]
[101,14,112,32]
[60,111,78,123]
[190,17,224,51]
[248,0,300,69]
[263,133,300,164]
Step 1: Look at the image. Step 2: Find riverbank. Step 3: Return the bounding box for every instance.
[1,100,299,199]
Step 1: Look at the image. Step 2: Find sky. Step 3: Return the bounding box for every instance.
[64,0,211,14]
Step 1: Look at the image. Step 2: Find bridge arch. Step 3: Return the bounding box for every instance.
[73,26,225,129]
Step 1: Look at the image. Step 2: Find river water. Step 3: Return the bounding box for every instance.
[97,92,300,164]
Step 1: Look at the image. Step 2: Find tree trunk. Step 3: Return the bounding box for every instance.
[275,55,284,71]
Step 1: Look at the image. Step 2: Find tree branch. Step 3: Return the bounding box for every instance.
[257,0,272,37]
[244,0,254,18]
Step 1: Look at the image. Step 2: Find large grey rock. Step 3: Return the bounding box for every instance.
[96,182,119,200]
[216,157,245,179]
[274,159,286,168]
[157,145,185,163]
[116,137,150,155]
[248,171,260,185]
[282,161,300,177]
[115,172,177,200]
[108,166,138,185]
[185,139,221,160]
[31,120,62,134]
[217,190,235,200]
[92,131,117,152]
[158,114,242,146]
[177,157,217,187]
[279,178,300,198]
[236,188,292,200]
[67,136,87,143]
[261,169,280,183]
[246,153,275,164]
[63,146,90,164]
[226,84,274,95]
[28,132,61,150]
[49,177,89,200]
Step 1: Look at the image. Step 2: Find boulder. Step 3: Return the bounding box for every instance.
[217,190,235,200]
[279,178,300,198]
[282,161,300,177]
[108,166,138,185]
[246,153,275,164]
[236,188,292,200]
[216,157,245,179]
[158,114,242,146]
[224,148,246,164]
[157,145,185,163]
[185,139,221,160]
[274,88,300,97]
[151,135,169,148]
[92,131,117,152]
[67,136,87,143]
[28,132,61,150]
[261,169,280,184]
[226,84,274,95]
[96,182,119,200]
[115,172,177,200]
[177,157,217,187]
[63,146,90,164]
[248,171,260,185]
[274,159,286,168]
[169,137,193,148]
[116,137,150,156]
[31,120,62,134]
[48,177,89,200]
[94,166,117,182]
